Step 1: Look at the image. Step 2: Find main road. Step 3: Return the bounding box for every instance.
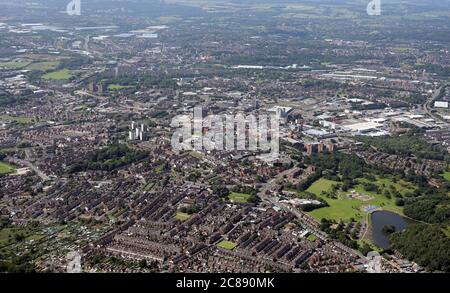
[423,84,449,126]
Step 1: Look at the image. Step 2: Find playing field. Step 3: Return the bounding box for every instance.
[0,61,30,69]
[306,234,318,242]
[228,192,252,203]
[175,212,191,221]
[441,171,450,182]
[108,84,133,90]
[0,162,15,174]
[217,240,237,250]
[189,151,203,159]
[443,226,450,237]
[27,61,60,71]
[306,176,412,223]
[0,115,34,124]
[41,69,73,80]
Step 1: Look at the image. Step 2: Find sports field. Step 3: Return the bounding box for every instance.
[108,84,133,90]
[41,69,73,80]
[217,240,237,250]
[27,61,60,71]
[306,234,318,242]
[0,115,34,124]
[228,192,252,203]
[0,162,15,174]
[0,61,31,69]
[441,171,450,182]
[175,212,191,221]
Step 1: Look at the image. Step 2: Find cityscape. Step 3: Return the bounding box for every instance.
[0,0,449,275]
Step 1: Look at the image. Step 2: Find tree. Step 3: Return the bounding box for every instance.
[359,243,373,256]
[381,225,396,235]
[395,198,405,206]
[213,186,230,198]
[139,259,147,269]
[390,224,450,272]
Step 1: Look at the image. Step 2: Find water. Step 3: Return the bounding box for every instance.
[370,211,410,249]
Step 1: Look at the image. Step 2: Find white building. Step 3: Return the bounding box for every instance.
[129,121,147,141]
[434,101,449,108]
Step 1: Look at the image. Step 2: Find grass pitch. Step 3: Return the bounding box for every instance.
[0,162,15,174]
[175,212,191,222]
[217,240,237,250]
[228,192,252,203]
[41,69,73,80]
[441,171,450,182]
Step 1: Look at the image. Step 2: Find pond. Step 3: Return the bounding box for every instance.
[370,210,410,249]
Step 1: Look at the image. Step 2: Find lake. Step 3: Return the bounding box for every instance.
[370,210,410,249]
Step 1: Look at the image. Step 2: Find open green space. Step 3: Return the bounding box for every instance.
[441,171,450,182]
[68,143,148,173]
[27,61,60,71]
[0,115,34,124]
[41,69,73,80]
[0,226,44,246]
[443,226,450,237]
[0,162,15,174]
[228,192,252,204]
[141,182,155,192]
[0,228,14,244]
[305,176,413,223]
[189,151,203,159]
[108,84,133,91]
[175,212,191,222]
[217,240,237,250]
[0,61,30,70]
[306,234,318,242]
[158,16,183,24]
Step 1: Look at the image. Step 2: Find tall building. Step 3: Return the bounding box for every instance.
[88,81,96,92]
[129,121,147,141]
[97,83,106,93]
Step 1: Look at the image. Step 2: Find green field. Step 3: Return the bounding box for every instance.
[0,227,45,246]
[0,162,15,174]
[0,115,34,124]
[108,84,133,91]
[0,228,14,244]
[217,240,237,250]
[0,61,30,70]
[41,69,73,80]
[175,212,191,222]
[306,234,318,242]
[443,226,450,237]
[441,171,450,182]
[141,182,155,192]
[27,61,60,71]
[306,176,412,223]
[228,192,252,203]
[189,151,203,159]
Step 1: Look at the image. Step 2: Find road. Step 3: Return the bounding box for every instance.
[423,85,449,126]
[9,157,51,181]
